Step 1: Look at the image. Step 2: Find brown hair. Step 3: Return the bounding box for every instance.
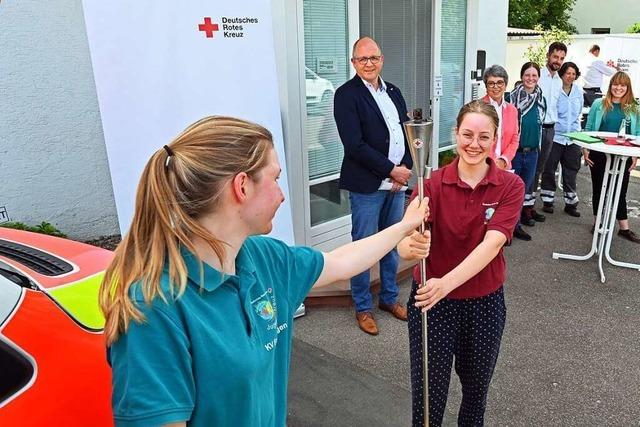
[99,116,274,344]
[520,61,540,79]
[455,100,500,136]
[547,42,567,55]
[603,71,638,114]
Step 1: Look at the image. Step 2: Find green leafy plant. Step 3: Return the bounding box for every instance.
[525,25,573,67]
[1,221,67,238]
[627,22,640,34]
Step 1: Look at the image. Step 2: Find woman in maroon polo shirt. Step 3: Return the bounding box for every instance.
[398,100,525,426]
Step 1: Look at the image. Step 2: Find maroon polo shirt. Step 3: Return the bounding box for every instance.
[412,157,524,299]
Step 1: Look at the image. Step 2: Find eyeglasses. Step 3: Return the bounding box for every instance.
[459,133,493,146]
[352,56,382,65]
[485,80,505,88]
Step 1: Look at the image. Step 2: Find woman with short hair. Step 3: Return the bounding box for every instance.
[540,61,584,217]
[482,64,520,170]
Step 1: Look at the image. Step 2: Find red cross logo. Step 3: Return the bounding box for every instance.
[198,17,219,38]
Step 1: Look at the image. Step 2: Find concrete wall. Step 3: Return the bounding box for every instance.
[0,0,119,239]
[571,0,640,34]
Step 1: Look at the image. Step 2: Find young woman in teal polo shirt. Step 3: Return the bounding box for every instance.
[398,101,524,426]
[99,116,428,427]
[583,71,640,243]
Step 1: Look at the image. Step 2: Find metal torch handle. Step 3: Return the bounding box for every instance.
[419,166,432,427]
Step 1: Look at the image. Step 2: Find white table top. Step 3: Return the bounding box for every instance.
[571,131,640,156]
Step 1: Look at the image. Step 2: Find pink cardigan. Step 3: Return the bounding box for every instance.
[482,95,519,169]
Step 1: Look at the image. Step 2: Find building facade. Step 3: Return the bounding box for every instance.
[2,0,508,295]
[571,0,640,34]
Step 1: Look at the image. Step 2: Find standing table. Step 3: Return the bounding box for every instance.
[552,131,640,282]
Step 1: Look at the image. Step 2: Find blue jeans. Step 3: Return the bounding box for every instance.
[349,190,404,312]
[512,150,539,209]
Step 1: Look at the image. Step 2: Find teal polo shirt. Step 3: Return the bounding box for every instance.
[109,236,324,427]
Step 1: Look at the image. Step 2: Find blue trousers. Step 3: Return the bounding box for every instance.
[349,190,404,312]
[512,150,539,209]
[408,284,506,427]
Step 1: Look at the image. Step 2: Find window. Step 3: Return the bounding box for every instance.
[439,0,467,149]
[591,28,611,34]
[303,0,352,227]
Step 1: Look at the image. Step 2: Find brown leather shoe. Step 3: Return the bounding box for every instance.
[619,229,640,243]
[378,302,408,321]
[356,312,379,335]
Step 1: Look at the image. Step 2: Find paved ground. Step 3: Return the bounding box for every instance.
[288,167,640,426]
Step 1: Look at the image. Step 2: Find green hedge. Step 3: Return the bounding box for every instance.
[1,221,67,238]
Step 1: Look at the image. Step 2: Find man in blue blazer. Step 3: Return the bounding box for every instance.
[334,37,414,335]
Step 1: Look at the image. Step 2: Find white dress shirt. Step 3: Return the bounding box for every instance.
[539,66,562,124]
[362,77,406,189]
[583,56,616,89]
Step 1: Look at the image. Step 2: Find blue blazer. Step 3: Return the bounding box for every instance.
[334,76,413,193]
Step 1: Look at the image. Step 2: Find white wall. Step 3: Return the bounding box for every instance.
[0,0,119,239]
[476,0,509,68]
[466,0,509,99]
[571,0,640,34]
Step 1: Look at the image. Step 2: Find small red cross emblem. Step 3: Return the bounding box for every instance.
[198,17,219,38]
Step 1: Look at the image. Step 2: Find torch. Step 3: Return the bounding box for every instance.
[403,108,434,427]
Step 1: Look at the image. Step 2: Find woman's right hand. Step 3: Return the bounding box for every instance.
[401,197,429,235]
[583,148,594,167]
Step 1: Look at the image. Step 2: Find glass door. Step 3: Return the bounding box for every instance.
[302,0,357,238]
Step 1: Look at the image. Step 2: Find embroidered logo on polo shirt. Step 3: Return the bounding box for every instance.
[255,300,275,321]
[484,207,496,223]
[252,287,277,323]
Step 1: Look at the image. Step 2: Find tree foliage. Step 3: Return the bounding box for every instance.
[509,0,577,33]
[524,25,573,67]
[627,22,640,34]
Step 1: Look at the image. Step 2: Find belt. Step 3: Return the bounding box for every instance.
[542,123,555,129]
[517,146,539,153]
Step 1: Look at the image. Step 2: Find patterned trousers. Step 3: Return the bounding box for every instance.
[408,284,506,427]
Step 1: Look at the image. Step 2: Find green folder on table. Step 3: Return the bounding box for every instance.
[562,132,602,143]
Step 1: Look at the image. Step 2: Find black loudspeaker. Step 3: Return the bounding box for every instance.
[471,50,486,81]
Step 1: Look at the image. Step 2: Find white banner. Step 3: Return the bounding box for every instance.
[601,36,640,93]
[82,0,294,244]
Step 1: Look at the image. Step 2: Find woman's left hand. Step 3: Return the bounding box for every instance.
[496,158,508,170]
[414,277,453,312]
[629,157,638,172]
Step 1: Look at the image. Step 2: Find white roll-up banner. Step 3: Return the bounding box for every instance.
[601,36,640,93]
[82,0,294,244]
